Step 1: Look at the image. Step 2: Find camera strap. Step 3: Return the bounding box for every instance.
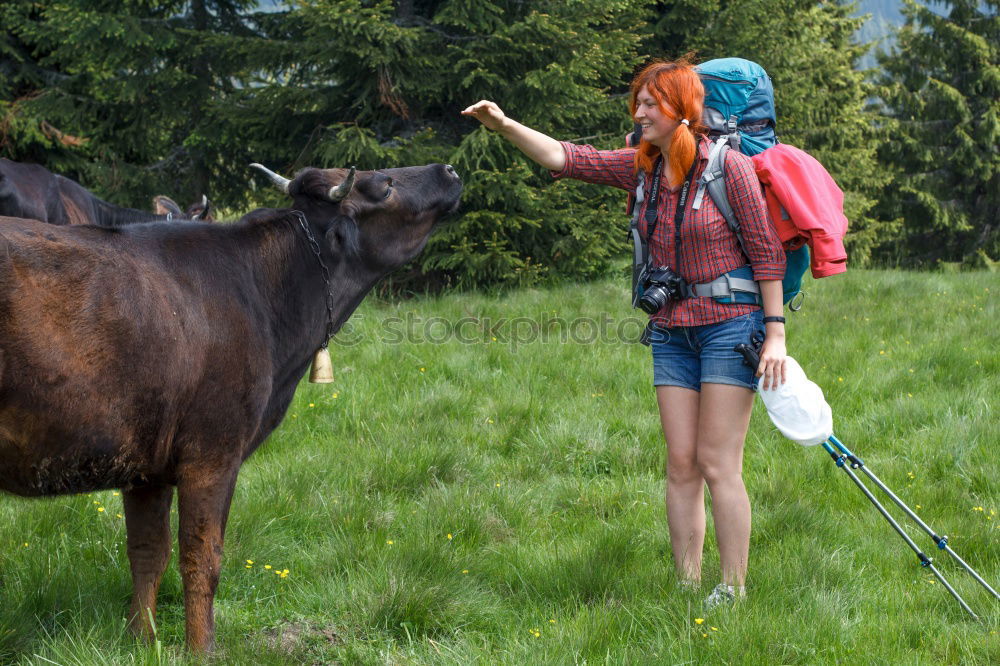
[644,157,699,273]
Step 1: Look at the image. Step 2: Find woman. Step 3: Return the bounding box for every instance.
[462,58,788,609]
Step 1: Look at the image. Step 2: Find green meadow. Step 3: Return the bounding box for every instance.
[1,269,997,665]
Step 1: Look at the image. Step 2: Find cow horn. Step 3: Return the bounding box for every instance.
[249,163,290,193]
[327,166,356,202]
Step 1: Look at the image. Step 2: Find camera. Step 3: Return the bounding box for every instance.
[636,265,688,314]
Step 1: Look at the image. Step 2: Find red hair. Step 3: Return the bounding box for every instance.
[629,58,707,187]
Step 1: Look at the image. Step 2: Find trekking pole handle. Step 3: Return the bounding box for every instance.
[734,343,760,370]
[735,331,765,371]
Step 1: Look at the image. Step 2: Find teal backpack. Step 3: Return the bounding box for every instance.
[694,57,808,308]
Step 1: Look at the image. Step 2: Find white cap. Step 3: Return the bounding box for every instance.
[757,356,833,446]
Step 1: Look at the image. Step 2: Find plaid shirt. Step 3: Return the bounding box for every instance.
[553,135,785,327]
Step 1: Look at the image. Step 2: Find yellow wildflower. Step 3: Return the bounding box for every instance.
[694,618,704,625]
[447,533,453,540]
[265,564,272,569]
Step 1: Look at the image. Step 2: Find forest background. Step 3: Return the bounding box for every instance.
[1,0,997,289]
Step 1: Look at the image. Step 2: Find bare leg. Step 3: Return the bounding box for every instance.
[123,484,174,641]
[656,385,705,583]
[696,383,755,588]
[176,465,239,653]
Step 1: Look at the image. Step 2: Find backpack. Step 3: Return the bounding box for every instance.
[628,57,848,310]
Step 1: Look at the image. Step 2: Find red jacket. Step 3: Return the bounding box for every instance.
[752,144,848,278]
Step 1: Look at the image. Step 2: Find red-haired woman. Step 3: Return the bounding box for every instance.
[462,58,787,609]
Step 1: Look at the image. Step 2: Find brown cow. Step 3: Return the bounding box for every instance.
[0,158,203,226]
[0,161,462,651]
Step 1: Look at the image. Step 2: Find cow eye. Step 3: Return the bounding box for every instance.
[383,178,394,199]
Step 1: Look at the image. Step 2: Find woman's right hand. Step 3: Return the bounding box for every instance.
[461,100,507,132]
[460,100,565,171]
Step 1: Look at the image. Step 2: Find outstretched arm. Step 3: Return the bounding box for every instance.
[462,100,565,172]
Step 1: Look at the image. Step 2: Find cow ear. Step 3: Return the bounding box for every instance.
[153,196,183,216]
[324,214,360,255]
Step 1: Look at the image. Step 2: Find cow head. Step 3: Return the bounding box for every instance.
[250,162,461,273]
[152,194,213,221]
[186,195,213,221]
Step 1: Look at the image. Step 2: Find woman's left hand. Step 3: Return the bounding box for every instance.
[756,336,787,391]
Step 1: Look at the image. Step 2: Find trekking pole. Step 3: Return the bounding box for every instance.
[820,440,979,620]
[828,435,1000,602]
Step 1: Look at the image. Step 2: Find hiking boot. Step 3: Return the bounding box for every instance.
[703,583,741,610]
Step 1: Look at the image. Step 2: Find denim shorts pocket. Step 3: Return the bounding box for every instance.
[696,311,763,389]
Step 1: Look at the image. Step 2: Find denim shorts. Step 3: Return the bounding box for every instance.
[650,311,765,391]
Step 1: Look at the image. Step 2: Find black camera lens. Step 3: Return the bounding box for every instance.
[638,286,668,314]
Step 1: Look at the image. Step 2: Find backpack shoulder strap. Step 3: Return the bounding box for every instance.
[630,171,648,303]
[694,136,751,261]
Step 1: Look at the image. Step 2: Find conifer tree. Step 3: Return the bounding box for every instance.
[0,0,86,174]
[2,1,278,208]
[875,0,999,266]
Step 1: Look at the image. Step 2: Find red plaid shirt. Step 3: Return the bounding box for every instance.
[553,135,785,327]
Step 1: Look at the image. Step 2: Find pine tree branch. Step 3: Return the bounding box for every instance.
[391,16,482,42]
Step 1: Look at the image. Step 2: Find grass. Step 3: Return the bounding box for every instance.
[1,269,997,664]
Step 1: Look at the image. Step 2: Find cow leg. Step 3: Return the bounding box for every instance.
[123,484,174,641]
[176,464,240,653]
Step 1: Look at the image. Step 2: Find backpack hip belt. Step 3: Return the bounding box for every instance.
[687,265,761,305]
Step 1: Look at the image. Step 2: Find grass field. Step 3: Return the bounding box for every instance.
[1,269,997,665]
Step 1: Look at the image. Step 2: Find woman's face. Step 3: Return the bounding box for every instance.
[634,85,680,149]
